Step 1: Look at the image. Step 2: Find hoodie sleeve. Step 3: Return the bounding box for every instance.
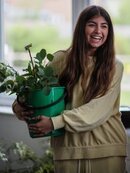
[49,50,67,76]
[51,60,124,133]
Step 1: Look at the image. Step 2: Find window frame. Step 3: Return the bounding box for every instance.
[72,0,90,30]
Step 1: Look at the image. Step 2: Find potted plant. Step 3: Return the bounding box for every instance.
[0,44,65,138]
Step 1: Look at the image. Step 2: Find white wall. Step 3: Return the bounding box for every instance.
[0,110,49,156]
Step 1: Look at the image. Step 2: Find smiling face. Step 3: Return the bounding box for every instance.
[85,15,109,56]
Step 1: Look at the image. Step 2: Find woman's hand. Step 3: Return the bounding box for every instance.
[12,100,33,121]
[28,116,54,135]
[12,101,54,136]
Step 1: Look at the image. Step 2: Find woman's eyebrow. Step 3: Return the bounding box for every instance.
[87,20,108,25]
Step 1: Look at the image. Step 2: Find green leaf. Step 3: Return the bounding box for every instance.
[35,52,42,64]
[40,49,46,58]
[0,80,15,93]
[37,67,44,76]
[35,49,46,64]
[47,53,54,61]
[0,84,6,93]
[48,77,58,85]
[16,75,26,84]
[44,66,54,77]
[5,80,14,90]
[0,73,5,82]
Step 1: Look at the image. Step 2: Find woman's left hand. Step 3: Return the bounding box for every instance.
[28,116,54,136]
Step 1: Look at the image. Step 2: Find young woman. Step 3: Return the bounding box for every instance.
[12,5,127,173]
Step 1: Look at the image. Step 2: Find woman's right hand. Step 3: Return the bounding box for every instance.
[12,100,33,121]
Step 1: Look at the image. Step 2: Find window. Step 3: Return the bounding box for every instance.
[4,0,72,64]
[0,0,72,108]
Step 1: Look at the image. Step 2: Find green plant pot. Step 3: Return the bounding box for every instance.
[24,87,65,138]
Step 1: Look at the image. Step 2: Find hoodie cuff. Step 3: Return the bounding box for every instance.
[51,115,65,130]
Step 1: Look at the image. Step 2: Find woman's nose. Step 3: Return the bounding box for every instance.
[95,26,101,33]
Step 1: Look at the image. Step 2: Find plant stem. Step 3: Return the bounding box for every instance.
[28,49,35,71]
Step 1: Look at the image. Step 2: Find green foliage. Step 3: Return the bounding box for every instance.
[13,141,37,161]
[115,35,130,55]
[113,0,130,24]
[0,63,17,83]
[7,24,70,53]
[37,150,54,173]
[121,90,130,107]
[0,63,18,93]
[0,142,8,162]
[0,141,54,173]
[0,44,59,98]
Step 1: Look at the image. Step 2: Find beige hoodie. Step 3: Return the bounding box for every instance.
[50,50,127,160]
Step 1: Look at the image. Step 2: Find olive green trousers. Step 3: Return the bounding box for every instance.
[54,157,126,173]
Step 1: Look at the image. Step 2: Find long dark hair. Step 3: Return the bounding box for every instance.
[59,5,115,103]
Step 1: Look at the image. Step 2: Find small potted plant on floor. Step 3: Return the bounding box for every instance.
[0,44,65,138]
